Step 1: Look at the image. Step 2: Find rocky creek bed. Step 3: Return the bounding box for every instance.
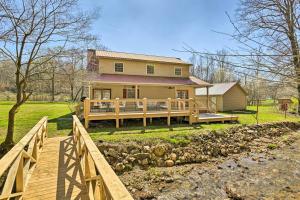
[96,122,300,199]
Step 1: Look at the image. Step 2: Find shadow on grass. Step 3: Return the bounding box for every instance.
[48,113,73,130]
[223,109,257,115]
[88,118,204,135]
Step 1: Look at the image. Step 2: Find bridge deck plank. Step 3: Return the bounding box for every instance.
[23,136,89,200]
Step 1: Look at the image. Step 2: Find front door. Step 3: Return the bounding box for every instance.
[176,90,189,99]
[93,89,111,100]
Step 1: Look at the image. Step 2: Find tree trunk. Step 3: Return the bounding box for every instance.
[298,84,300,115]
[51,67,55,102]
[51,77,55,102]
[70,84,74,101]
[4,104,19,145]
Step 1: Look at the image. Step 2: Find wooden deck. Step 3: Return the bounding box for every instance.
[83,98,238,128]
[23,137,89,200]
[198,113,238,123]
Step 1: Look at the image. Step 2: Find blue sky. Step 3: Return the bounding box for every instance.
[80,0,240,61]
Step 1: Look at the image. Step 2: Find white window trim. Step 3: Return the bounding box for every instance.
[174,67,182,76]
[146,64,155,75]
[114,62,124,73]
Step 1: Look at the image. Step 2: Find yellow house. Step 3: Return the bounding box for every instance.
[87,49,211,100]
[83,50,238,128]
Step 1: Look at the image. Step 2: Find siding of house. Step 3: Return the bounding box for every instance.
[223,85,247,111]
[91,83,195,99]
[98,58,190,78]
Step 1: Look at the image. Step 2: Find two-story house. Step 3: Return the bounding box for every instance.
[86,49,211,101]
[83,49,237,128]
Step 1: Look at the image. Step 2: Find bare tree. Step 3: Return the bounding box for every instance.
[235,0,300,113]
[0,0,97,146]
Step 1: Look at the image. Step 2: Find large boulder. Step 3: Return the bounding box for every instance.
[153,144,167,157]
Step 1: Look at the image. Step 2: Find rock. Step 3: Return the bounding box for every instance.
[170,153,177,161]
[107,148,118,158]
[115,163,125,172]
[221,148,228,156]
[165,160,174,167]
[165,177,174,183]
[156,158,165,167]
[153,144,167,157]
[133,153,150,160]
[143,145,151,151]
[124,164,133,171]
[126,156,136,163]
[141,158,149,166]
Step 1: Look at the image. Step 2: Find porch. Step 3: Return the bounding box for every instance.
[83,98,196,128]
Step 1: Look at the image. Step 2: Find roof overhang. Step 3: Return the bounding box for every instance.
[85,73,212,87]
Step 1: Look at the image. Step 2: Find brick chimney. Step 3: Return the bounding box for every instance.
[87,49,98,72]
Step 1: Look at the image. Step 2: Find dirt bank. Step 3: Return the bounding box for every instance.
[119,131,300,199]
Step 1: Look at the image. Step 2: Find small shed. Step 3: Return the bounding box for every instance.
[195,82,247,111]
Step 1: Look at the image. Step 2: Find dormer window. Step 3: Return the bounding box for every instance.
[115,63,124,72]
[174,67,182,76]
[147,64,154,74]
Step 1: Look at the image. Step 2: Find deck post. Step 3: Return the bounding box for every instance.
[167,98,171,126]
[115,98,120,128]
[206,86,209,112]
[143,98,147,127]
[88,83,92,99]
[189,98,193,125]
[177,98,181,110]
[84,98,90,128]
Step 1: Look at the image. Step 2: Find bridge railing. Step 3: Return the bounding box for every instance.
[0,117,48,200]
[72,115,133,200]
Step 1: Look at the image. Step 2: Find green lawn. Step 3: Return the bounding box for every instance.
[0,101,299,144]
[0,101,73,143]
[88,105,300,143]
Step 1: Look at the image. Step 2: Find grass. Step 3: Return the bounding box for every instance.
[0,101,73,143]
[0,101,299,144]
[88,105,300,143]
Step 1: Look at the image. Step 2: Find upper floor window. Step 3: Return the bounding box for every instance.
[115,63,124,72]
[174,67,182,76]
[147,64,154,74]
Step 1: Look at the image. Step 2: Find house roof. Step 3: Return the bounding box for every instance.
[87,73,211,87]
[196,82,246,95]
[93,50,191,65]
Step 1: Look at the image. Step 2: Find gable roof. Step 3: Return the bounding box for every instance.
[87,73,211,87]
[93,50,191,65]
[196,82,246,96]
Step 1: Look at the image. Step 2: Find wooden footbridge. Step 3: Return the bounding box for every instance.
[0,116,133,200]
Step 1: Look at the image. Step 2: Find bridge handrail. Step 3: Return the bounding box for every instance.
[0,117,48,200]
[72,115,133,200]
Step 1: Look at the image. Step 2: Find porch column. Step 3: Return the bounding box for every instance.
[135,85,138,99]
[206,86,209,112]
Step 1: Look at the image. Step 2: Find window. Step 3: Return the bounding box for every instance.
[115,63,124,72]
[175,67,182,76]
[93,89,111,100]
[176,90,188,99]
[126,88,135,98]
[123,87,140,98]
[147,64,154,74]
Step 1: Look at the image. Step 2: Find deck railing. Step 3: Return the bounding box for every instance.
[72,115,133,200]
[85,98,191,115]
[0,117,48,200]
[84,98,194,128]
